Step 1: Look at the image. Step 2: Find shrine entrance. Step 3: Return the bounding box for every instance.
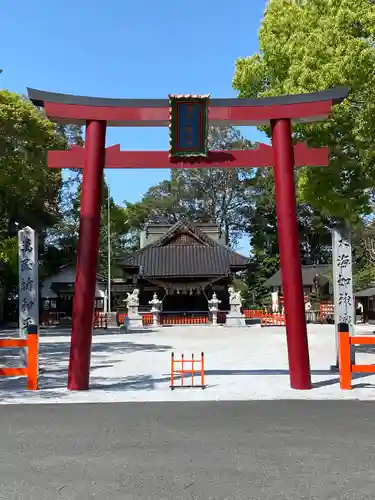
[28,86,349,391]
[162,292,208,313]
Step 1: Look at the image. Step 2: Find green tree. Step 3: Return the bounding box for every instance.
[44,178,132,278]
[233,0,375,224]
[351,220,375,291]
[0,89,85,319]
[125,126,255,246]
[0,90,67,236]
[0,90,75,290]
[245,168,333,306]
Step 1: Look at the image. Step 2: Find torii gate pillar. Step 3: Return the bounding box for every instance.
[68,120,106,390]
[272,118,311,389]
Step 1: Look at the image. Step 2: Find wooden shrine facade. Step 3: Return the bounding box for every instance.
[115,221,249,313]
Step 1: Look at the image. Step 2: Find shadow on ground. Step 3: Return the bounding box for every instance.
[355,344,375,355]
[1,328,375,400]
[0,335,173,401]
[200,368,374,389]
[1,363,373,402]
[38,327,157,337]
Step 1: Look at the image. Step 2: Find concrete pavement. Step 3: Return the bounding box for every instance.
[1,401,375,499]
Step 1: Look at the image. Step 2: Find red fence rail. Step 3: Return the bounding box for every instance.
[93,313,108,329]
[243,309,264,319]
[320,301,334,322]
[117,309,266,326]
[161,315,209,325]
[260,313,286,327]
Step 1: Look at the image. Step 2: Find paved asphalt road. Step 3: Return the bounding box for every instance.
[1,401,375,499]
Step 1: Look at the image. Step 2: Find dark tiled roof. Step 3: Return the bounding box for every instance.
[28,87,349,110]
[355,286,375,297]
[263,264,330,288]
[153,221,215,247]
[123,222,248,278]
[49,263,106,282]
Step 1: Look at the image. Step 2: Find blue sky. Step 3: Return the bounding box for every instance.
[1,0,269,254]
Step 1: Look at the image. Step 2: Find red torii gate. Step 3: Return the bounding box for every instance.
[28,86,348,391]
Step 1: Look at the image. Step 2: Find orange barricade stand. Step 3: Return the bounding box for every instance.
[0,325,39,390]
[170,352,206,390]
[339,322,375,390]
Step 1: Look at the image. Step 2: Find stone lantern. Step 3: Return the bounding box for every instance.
[208,292,221,325]
[148,292,162,326]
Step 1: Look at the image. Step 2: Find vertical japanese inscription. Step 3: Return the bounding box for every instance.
[169,94,209,158]
[332,227,354,331]
[18,226,39,341]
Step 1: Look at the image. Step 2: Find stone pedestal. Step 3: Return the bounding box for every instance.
[127,304,143,329]
[226,310,246,327]
[226,287,246,327]
[127,311,143,330]
[151,311,160,326]
[211,309,218,325]
[124,289,142,330]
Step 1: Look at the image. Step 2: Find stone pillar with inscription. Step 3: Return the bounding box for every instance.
[332,227,355,368]
[18,227,39,365]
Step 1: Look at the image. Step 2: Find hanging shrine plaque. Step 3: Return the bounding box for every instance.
[169,94,210,159]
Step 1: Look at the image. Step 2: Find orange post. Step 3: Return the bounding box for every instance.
[201,352,205,387]
[171,352,175,388]
[27,325,39,390]
[181,353,184,386]
[191,353,195,386]
[339,323,352,390]
[337,322,375,390]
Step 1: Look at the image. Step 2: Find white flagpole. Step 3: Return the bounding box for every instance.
[107,185,111,313]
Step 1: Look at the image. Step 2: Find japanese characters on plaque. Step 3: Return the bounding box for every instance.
[18,226,39,338]
[168,94,209,159]
[332,227,354,333]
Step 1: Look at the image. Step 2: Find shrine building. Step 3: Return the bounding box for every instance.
[113,221,249,313]
[39,221,249,324]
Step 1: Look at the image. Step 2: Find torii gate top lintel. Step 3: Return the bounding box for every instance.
[27,86,349,127]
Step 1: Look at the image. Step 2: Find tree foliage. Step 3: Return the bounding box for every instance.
[44,178,132,279]
[0,90,67,236]
[0,88,86,296]
[0,91,84,294]
[245,167,333,305]
[233,0,375,223]
[125,126,255,246]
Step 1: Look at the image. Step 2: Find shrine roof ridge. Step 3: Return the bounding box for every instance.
[27,86,349,109]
